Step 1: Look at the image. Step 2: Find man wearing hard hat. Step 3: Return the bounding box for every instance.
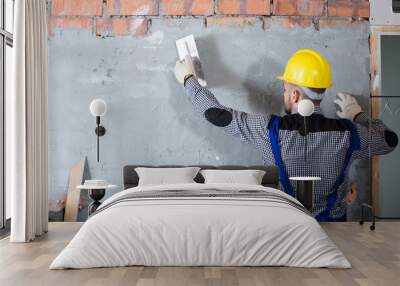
[174,49,398,221]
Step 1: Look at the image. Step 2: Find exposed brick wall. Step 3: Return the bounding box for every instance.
[273,0,324,16]
[48,0,370,37]
[107,0,158,16]
[51,0,103,16]
[327,0,369,17]
[218,0,270,15]
[160,0,214,15]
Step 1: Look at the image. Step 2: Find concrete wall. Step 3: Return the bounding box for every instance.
[48,0,371,220]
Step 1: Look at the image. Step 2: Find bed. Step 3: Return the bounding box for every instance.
[50,165,350,269]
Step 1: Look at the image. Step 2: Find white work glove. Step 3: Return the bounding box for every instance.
[334,92,363,121]
[174,55,194,85]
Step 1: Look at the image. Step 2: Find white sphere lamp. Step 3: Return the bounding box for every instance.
[90,99,107,117]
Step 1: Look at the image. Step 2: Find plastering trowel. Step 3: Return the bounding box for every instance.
[176,35,207,87]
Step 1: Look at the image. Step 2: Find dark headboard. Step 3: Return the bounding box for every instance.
[123,165,279,189]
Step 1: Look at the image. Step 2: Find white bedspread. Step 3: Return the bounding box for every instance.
[50,183,351,269]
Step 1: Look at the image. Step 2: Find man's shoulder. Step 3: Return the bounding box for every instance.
[276,113,349,133]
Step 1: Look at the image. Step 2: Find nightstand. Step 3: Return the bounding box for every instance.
[77,183,117,215]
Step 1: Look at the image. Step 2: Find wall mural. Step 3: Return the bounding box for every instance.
[47,11,371,221]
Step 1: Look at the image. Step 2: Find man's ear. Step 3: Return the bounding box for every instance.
[291,88,301,103]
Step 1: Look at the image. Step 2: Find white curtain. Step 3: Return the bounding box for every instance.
[9,0,48,242]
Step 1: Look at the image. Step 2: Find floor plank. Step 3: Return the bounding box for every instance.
[0,222,399,286]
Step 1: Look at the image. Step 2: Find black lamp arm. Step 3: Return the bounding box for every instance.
[97,117,100,162]
[95,116,106,162]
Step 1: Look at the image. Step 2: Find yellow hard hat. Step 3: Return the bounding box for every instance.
[277,49,332,89]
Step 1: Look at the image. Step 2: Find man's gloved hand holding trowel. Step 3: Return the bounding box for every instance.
[175,35,207,86]
[174,55,194,85]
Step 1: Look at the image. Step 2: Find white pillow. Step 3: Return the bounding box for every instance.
[200,169,266,185]
[135,167,200,186]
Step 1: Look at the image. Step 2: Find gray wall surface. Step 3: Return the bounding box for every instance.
[48,19,371,219]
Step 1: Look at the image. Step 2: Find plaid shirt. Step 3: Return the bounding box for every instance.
[184,77,397,219]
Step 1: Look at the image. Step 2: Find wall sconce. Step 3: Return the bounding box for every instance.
[298,99,314,163]
[89,99,107,162]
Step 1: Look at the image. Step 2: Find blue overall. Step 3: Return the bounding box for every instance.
[268,116,361,222]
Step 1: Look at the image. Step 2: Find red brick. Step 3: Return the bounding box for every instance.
[160,0,214,16]
[328,0,369,17]
[273,0,324,16]
[96,18,149,37]
[51,0,102,16]
[207,16,258,26]
[107,0,158,16]
[218,0,270,15]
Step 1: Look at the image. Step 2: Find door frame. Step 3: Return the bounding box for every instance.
[370,26,400,216]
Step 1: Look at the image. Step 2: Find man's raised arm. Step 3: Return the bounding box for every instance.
[182,74,271,149]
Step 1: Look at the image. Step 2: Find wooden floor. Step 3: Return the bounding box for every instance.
[0,222,399,286]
